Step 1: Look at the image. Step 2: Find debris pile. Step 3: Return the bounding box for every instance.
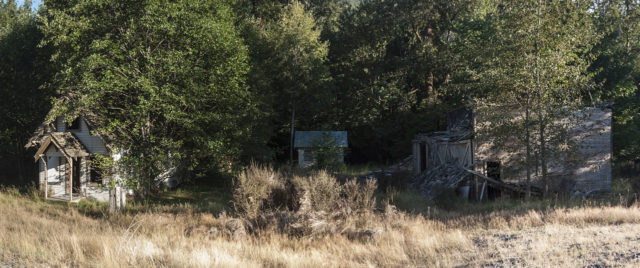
[413,163,470,201]
[386,155,414,173]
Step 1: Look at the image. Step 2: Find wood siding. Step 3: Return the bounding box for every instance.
[474,107,612,192]
[55,117,108,155]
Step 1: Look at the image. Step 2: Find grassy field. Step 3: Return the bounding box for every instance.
[1,184,640,267]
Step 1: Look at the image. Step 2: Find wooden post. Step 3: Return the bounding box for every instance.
[42,155,48,199]
[110,186,125,213]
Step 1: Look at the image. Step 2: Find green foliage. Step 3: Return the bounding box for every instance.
[0,0,54,184]
[328,0,469,162]
[590,1,640,164]
[242,1,333,161]
[309,132,344,171]
[455,0,597,193]
[40,0,255,188]
[383,187,429,214]
[1,0,640,193]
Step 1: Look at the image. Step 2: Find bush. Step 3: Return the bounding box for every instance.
[292,171,341,212]
[232,164,379,238]
[232,163,285,219]
[310,133,345,171]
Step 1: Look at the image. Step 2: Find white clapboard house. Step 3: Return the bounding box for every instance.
[25,115,122,203]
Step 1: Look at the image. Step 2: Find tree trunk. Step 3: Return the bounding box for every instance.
[539,118,548,197]
[289,98,296,165]
[525,106,532,199]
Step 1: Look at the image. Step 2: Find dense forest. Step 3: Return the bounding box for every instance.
[1,0,639,187]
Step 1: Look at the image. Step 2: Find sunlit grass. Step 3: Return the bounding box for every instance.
[1,185,639,267]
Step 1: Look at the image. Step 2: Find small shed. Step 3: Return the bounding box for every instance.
[294,131,348,167]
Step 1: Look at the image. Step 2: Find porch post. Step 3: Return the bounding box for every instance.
[41,155,47,199]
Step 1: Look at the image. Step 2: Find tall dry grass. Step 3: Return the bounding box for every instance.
[2,172,640,267]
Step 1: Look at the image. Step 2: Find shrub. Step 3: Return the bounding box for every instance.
[310,133,344,171]
[232,165,379,238]
[292,171,341,212]
[232,163,284,219]
[342,178,377,213]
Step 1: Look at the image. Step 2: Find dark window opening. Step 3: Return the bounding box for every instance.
[72,158,80,193]
[66,117,81,131]
[420,144,427,171]
[486,162,501,180]
[486,161,501,200]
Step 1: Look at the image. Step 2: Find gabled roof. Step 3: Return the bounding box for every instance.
[25,114,113,150]
[34,132,90,161]
[294,131,348,148]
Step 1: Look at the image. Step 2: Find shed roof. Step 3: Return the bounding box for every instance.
[34,132,90,161]
[294,131,348,148]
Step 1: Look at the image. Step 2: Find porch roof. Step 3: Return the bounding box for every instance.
[34,132,90,161]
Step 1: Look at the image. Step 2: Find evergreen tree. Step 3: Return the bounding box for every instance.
[0,0,53,185]
[243,1,333,162]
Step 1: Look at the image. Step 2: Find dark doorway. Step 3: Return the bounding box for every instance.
[72,158,81,193]
[420,144,427,171]
[486,161,501,200]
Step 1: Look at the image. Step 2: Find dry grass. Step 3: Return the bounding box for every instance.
[2,185,640,267]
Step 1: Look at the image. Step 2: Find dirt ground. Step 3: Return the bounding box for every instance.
[465,224,640,267]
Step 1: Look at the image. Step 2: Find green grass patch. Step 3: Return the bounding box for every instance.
[338,163,382,177]
[129,180,232,215]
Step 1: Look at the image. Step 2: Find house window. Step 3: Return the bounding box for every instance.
[66,117,81,131]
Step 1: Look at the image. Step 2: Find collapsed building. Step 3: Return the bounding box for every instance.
[412,105,612,200]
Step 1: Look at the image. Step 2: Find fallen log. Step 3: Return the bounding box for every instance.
[463,169,541,196]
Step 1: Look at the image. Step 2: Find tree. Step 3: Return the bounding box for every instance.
[243,1,333,163]
[328,0,469,162]
[590,0,640,165]
[458,0,596,196]
[40,0,254,191]
[0,0,54,185]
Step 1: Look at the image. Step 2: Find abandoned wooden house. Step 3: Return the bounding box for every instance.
[23,114,140,210]
[294,131,348,167]
[25,116,113,202]
[412,105,612,200]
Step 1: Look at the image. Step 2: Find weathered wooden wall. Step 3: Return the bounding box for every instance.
[474,107,612,192]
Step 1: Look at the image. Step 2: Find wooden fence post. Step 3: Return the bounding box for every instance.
[109,186,126,213]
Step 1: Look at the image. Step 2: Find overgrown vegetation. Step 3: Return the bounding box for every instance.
[2,183,640,266]
[2,0,638,189]
[233,164,377,237]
